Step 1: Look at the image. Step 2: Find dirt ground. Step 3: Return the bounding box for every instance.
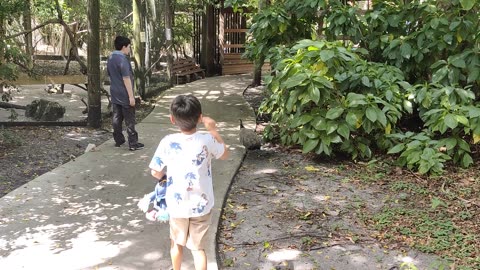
[216,86,477,269]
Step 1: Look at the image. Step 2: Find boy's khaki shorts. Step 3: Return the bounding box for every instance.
[170,212,212,251]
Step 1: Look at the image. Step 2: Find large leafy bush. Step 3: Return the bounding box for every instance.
[251,0,480,175]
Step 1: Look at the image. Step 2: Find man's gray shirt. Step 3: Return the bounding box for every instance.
[107,51,134,107]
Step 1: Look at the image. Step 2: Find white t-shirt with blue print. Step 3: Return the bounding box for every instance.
[149,132,225,218]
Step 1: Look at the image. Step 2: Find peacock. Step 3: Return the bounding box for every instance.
[239,119,262,150]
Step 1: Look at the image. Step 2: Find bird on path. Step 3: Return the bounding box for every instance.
[239,119,262,150]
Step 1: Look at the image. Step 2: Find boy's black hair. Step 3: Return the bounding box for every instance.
[170,94,202,131]
[114,36,131,50]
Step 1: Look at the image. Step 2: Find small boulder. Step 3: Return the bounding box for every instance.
[25,99,66,121]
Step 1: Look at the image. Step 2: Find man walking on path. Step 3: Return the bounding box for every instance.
[107,36,144,151]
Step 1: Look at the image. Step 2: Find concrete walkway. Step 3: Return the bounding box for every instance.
[0,75,255,270]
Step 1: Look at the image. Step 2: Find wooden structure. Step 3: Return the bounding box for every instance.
[193,4,261,76]
[172,58,205,84]
[219,7,252,75]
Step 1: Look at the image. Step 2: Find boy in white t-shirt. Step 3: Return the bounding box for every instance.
[149,94,228,270]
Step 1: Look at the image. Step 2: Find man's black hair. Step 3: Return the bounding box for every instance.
[114,36,131,51]
[170,95,202,131]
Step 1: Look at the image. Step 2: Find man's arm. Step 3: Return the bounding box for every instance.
[202,116,229,160]
[123,77,135,107]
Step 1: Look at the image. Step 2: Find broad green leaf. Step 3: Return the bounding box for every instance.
[387,144,405,154]
[385,90,393,101]
[444,34,453,45]
[337,123,350,139]
[444,137,457,150]
[326,122,338,135]
[431,60,447,69]
[458,139,471,152]
[308,84,320,104]
[421,147,436,160]
[430,18,439,29]
[320,50,335,62]
[361,76,371,87]
[366,107,377,122]
[303,139,319,153]
[462,154,474,167]
[418,162,432,174]
[313,76,334,89]
[376,108,387,127]
[347,93,367,106]
[456,115,469,126]
[290,115,313,128]
[449,21,461,31]
[346,112,358,127]
[444,114,458,129]
[302,130,318,139]
[467,66,479,83]
[322,142,332,156]
[406,151,421,165]
[450,57,466,68]
[331,134,342,144]
[326,107,344,120]
[312,117,327,130]
[459,0,476,10]
[284,73,308,89]
[400,42,412,59]
[432,66,448,83]
[467,106,480,117]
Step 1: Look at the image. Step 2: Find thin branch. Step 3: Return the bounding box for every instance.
[5,19,61,40]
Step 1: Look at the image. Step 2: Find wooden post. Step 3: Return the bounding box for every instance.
[219,8,225,75]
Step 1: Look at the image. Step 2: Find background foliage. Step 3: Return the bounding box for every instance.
[249,0,480,175]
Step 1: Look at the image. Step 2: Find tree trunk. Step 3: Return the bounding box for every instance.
[205,5,215,76]
[133,0,146,98]
[0,19,4,94]
[87,0,101,128]
[149,0,163,71]
[23,0,33,69]
[165,0,173,85]
[252,56,265,87]
[252,0,270,86]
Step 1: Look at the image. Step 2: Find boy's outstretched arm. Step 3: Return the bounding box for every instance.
[202,116,229,160]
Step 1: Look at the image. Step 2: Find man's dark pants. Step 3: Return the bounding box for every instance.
[112,103,138,147]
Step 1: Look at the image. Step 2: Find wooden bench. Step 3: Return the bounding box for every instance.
[172,58,205,84]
